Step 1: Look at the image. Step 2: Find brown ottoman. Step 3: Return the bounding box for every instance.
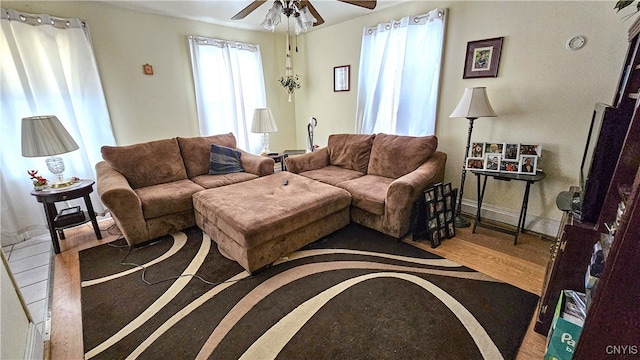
[193,172,351,274]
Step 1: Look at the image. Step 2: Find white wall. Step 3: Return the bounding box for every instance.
[3,1,633,235]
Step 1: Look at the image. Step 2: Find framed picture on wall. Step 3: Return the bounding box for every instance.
[463,37,504,79]
[334,65,350,92]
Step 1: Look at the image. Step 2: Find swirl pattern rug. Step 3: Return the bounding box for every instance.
[80,224,538,360]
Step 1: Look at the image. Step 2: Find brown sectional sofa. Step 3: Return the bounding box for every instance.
[95,133,274,246]
[285,133,447,238]
[96,132,445,258]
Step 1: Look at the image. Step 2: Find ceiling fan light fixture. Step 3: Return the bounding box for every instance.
[262,1,283,31]
[299,6,316,29]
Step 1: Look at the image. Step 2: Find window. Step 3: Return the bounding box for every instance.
[355,8,446,136]
[188,36,266,154]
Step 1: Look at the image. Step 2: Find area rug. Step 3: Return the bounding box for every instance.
[79,223,538,360]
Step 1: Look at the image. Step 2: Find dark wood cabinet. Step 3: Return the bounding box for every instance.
[534,16,640,356]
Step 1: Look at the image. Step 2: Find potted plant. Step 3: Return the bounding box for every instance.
[279,74,301,102]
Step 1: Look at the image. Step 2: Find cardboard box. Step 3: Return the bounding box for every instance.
[544,290,586,360]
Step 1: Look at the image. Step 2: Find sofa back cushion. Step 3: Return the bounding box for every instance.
[368,134,438,179]
[101,138,188,189]
[177,133,238,178]
[327,133,375,173]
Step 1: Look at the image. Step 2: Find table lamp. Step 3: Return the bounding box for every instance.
[251,108,278,155]
[449,87,497,228]
[21,115,79,186]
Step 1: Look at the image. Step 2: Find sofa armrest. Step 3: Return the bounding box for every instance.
[285,148,330,173]
[238,150,274,176]
[384,151,447,236]
[95,161,148,244]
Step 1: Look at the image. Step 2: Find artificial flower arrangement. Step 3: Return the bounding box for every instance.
[279,74,301,101]
[28,170,48,190]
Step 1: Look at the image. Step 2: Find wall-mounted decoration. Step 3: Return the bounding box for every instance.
[334,65,350,92]
[463,37,503,79]
[143,63,154,75]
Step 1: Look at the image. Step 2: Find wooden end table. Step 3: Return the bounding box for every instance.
[30,179,102,254]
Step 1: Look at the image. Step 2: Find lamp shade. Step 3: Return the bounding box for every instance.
[449,87,497,119]
[251,108,278,133]
[21,115,79,157]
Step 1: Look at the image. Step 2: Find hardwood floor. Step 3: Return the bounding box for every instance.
[48,217,550,360]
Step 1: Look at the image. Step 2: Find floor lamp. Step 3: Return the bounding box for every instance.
[449,87,497,228]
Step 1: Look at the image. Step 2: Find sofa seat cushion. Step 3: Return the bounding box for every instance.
[337,174,394,215]
[192,172,352,249]
[368,134,438,179]
[298,165,365,186]
[177,133,238,178]
[190,172,258,189]
[101,138,188,189]
[327,133,375,173]
[134,179,204,219]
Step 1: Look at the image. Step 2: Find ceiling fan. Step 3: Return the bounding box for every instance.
[232,0,377,28]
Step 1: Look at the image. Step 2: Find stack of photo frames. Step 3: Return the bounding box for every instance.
[413,182,457,248]
[465,142,542,174]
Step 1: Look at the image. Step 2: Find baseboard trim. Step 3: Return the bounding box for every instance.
[460,199,560,237]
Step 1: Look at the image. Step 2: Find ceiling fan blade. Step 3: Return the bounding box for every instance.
[232,0,268,20]
[338,0,377,10]
[301,1,324,26]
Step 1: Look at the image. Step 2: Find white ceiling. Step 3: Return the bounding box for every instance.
[100,0,407,32]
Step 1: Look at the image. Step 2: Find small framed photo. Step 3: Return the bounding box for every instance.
[465,157,484,170]
[500,160,520,173]
[471,142,485,158]
[485,142,505,156]
[520,144,542,157]
[424,188,436,201]
[463,37,504,79]
[446,221,456,238]
[334,65,350,92]
[520,155,537,174]
[504,143,519,160]
[414,182,456,248]
[484,154,501,171]
[143,63,154,75]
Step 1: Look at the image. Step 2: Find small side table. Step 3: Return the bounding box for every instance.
[266,153,286,172]
[471,170,546,245]
[30,179,102,254]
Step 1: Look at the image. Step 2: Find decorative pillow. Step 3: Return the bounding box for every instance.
[209,144,244,175]
[367,134,438,179]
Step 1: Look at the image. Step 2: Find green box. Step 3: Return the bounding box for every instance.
[544,290,584,360]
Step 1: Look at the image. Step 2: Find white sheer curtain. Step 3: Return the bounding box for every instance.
[1,8,115,245]
[355,8,446,136]
[188,36,267,154]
